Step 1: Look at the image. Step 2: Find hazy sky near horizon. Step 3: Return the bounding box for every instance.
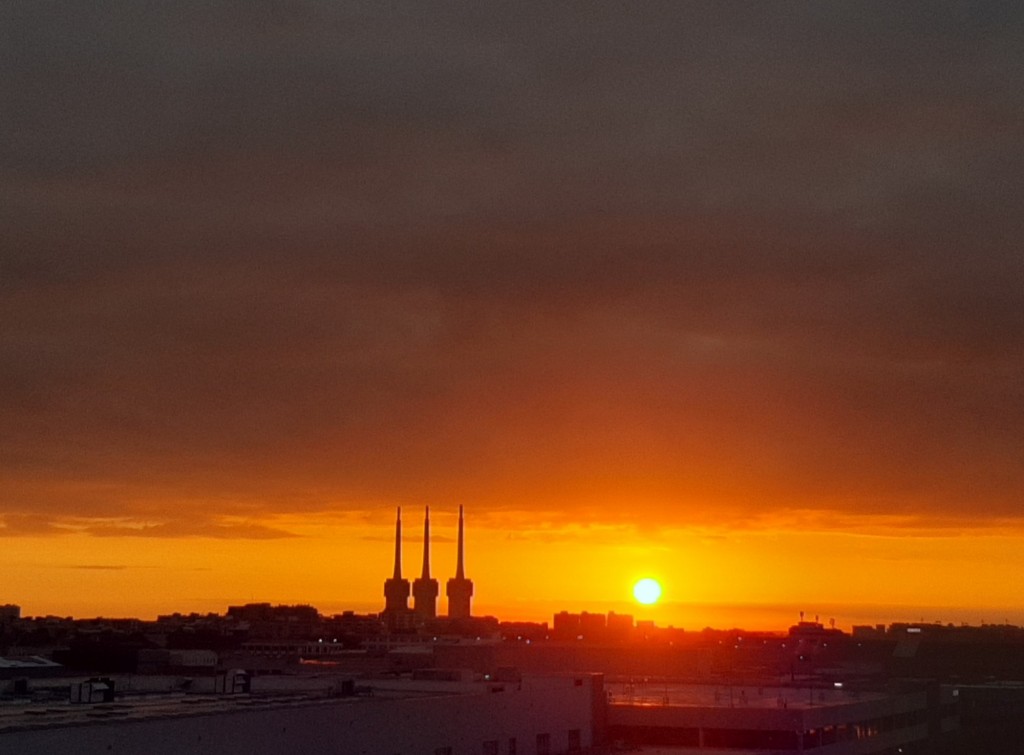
[2,2,1024,617]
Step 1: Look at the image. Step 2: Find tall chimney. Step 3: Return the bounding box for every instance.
[455,504,466,579]
[446,505,473,619]
[383,507,411,623]
[413,506,439,620]
[393,506,403,580]
[421,506,431,579]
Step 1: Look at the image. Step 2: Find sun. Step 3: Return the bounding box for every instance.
[632,578,662,605]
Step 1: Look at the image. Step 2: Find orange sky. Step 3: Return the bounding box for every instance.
[2,4,1023,629]
[3,506,1024,630]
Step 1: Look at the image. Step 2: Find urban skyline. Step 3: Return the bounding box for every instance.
[5,505,1023,634]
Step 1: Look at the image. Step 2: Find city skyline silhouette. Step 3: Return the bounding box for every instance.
[2,505,1022,633]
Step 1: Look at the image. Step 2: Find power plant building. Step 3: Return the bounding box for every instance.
[383,505,474,628]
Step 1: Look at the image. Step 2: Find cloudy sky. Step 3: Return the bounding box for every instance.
[2,2,1022,624]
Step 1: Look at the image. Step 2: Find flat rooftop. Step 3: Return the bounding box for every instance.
[0,673,576,735]
[0,679,475,735]
[606,681,887,710]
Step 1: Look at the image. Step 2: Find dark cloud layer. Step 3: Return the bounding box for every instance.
[2,2,1023,533]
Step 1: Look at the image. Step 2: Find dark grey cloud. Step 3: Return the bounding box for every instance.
[2,1,1023,529]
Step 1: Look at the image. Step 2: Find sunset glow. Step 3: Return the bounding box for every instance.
[2,3,1022,634]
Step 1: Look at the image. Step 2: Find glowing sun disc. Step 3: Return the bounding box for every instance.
[633,578,662,605]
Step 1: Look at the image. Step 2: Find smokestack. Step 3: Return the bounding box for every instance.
[393,507,402,580]
[384,507,412,621]
[421,506,431,579]
[455,504,466,580]
[446,505,473,619]
[413,506,439,620]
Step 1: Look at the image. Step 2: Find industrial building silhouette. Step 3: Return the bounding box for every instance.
[412,507,439,620]
[382,505,474,630]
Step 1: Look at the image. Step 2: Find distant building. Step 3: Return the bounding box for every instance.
[852,624,888,639]
[0,605,20,622]
[499,620,550,642]
[579,612,606,639]
[225,603,319,640]
[606,611,633,640]
[322,610,384,644]
[551,612,634,643]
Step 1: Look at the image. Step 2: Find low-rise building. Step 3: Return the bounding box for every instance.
[0,673,603,755]
[607,679,958,753]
